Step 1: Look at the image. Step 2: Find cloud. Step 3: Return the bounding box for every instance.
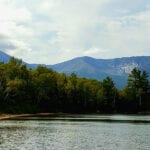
[0,34,17,50]
[0,0,32,60]
[0,0,150,64]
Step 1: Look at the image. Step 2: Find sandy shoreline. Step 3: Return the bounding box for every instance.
[0,114,35,120]
[0,113,60,120]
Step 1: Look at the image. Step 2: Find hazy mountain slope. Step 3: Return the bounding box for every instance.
[0,51,11,63]
[0,51,42,69]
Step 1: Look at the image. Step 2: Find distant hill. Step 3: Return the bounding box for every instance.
[0,50,150,88]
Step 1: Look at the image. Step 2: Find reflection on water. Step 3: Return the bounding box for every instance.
[0,115,150,150]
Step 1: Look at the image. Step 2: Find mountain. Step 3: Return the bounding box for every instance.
[0,50,150,88]
[0,51,42,69]
[49,56,150,88]
[0,51,11,63]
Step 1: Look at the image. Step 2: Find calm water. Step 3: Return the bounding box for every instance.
[0,115,150,150]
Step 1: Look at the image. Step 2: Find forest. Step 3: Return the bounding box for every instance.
[0,57,150,114]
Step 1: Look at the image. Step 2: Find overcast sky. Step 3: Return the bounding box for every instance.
[0,0,150,64]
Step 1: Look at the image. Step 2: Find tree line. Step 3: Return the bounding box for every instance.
[0,57,150,113]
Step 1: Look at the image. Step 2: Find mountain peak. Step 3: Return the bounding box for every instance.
[50,55,150,88]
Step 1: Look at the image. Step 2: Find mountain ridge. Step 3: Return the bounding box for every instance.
[0,50,150,88]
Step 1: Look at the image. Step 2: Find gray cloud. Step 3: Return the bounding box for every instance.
[0,34,17,50]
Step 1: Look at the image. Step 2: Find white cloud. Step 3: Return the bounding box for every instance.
[84,47,109,58]
[0,0,150,64]
[0,0,32,61]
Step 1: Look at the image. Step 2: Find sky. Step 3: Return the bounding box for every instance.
[0,0,150,64]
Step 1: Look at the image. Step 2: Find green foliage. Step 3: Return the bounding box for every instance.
[0,59,149,114]
[97,77,117,112]
[9,57,23,66]
[125,68,150,112]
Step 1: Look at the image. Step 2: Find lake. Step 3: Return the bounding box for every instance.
[0,114,150,150]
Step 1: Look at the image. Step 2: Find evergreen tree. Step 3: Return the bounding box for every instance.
[126,68,150,111]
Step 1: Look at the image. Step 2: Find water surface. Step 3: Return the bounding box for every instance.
[0,115,149,150]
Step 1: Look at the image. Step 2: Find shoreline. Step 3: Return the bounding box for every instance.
[0,113,67,120]
[0,112,150,120]
[0,114,35,120]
